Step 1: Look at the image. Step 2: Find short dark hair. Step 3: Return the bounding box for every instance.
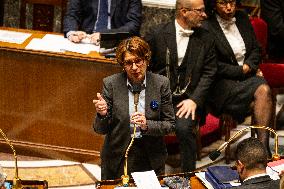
[204,0,241,17]
[235,137,267,170]
[116,36,151,66]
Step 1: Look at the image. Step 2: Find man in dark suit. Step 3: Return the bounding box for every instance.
[64,0,142,44]
[260,0,284,62]
[203,0,272,154]
[145,0,217,172]
[233,137,279,189]
[93,37,175,180]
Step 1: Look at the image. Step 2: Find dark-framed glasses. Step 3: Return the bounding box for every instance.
[123,57,144,68]
[183,7,206,14]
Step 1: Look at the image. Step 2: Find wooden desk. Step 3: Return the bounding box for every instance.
[0,28,121,163]
[96,173,206,189]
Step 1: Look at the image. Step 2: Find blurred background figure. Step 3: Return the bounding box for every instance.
[146,0,217,172]
[64,0,142,44]
[260,0,284,62]
[203,0,272,156]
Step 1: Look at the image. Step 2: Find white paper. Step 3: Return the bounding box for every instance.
[195,172,214,189]
[131,170,162,189]
[25,38,64,53]
[25,34,100,54]
[0,29,31,44]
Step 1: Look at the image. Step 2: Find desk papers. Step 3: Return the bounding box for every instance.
[0,30,31,44]
[131,170,162,189]
[25,34,100,54]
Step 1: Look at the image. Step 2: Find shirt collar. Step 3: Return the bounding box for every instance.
[243,173,268,183]
[127,76,146,90]
[216,14,236,29]
[175,19,194,37]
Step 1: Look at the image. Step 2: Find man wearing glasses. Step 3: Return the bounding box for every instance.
[146,0,217,172]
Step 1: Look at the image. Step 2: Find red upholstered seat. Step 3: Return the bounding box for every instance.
[260,63,284,88]
[260,63,284,131]
[164,113,221,160]
[200,114,220,136]
[250,17,268,57]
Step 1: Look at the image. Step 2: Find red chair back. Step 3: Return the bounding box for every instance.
[250,17,268,57]
[259,63,284,88]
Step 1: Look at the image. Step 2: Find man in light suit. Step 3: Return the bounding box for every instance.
[146,0,217,172]
[93,37,175,180]
[203,0,272,154]
[64,0,142,44]
[233,137,279,189]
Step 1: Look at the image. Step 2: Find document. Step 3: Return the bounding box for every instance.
[131,170,162,189]
[0,29,31,44]
[25,34,100,54]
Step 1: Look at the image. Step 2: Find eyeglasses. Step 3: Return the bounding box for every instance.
[183,7,206,14]
[217,0,236,7]
[123,57,144,68]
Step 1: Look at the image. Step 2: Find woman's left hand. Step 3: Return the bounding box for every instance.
[130,112,148,131]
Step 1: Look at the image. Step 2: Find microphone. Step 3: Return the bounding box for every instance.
[0,128,22,189]
[209,125,281,161]
[122,83,145,186]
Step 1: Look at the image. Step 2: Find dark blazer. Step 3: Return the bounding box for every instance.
[63,0,142,35]
[233,175,280,189]
[93,72,175,180]
[202,11,262,108]
[145,21,217,108]
[261,0,284,59]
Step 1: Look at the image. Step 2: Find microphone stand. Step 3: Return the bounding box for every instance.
[121,92,140,186]
[0,128,22,189]
[209,125,280,161]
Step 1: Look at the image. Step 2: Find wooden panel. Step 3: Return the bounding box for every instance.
[0,28,121,163]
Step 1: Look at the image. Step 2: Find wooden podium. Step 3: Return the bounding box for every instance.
[96,172,206,189]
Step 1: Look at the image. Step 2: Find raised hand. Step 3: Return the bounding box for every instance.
[93,93,108,116]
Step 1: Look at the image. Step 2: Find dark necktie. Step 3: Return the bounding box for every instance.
[95,0,109,32]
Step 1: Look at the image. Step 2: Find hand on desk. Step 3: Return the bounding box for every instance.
[67,31,87,43]
[67,31,100,45]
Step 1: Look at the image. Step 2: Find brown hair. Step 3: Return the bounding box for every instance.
[116,36,151,66]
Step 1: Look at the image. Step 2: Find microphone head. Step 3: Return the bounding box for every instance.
[209,150,221,161]
[272,154,281,161]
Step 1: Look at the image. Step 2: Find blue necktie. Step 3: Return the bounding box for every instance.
[95,0,109,32]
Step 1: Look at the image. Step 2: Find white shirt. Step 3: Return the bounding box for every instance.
[216,15,246,66]
[175,20,194,66]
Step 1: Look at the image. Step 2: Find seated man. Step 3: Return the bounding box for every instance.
[233,137,280,188]
[63,0,142,44]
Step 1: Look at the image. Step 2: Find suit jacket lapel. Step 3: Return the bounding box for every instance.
[235,12,249,50]
[110,0,117,17]
[210,16,236,58]
[116,73,130,125]
[164,21,178,67]
[163,22,178,86]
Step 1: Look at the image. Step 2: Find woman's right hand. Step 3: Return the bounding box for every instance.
[93,93,108,116]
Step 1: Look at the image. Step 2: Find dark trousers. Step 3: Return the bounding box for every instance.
[174,106,198,172]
